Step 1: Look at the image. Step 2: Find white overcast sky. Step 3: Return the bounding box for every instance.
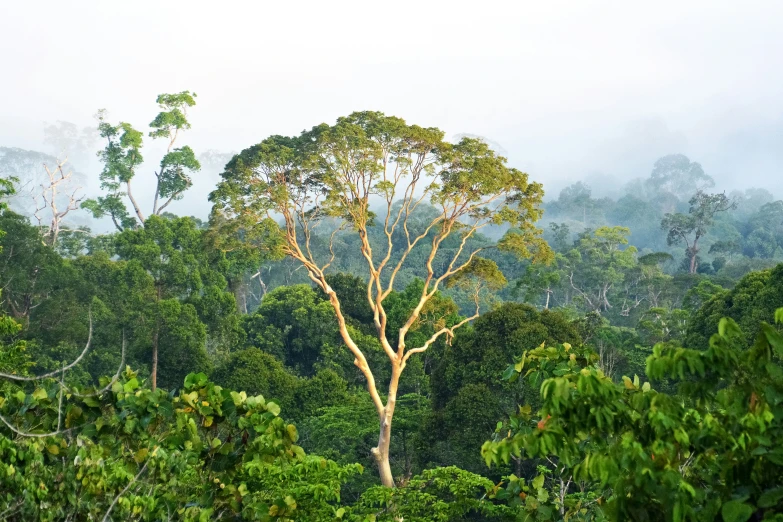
[1,0,782,216]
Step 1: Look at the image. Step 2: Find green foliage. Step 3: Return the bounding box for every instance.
[0,290,31,383]
[244,285,338,375]
[0,174,16,213]
[299,393,428,479]
[686,263,783,348]
[148,91,197,139]
[0,210,73,325]
[484,309,783,521]
[112,215,239,388]
[519,226,671,325]
[211,348,299,411]
[681,279,727,312]
[293,368,349,419]
[350,466,515,521]
[423,303,581,473]
[0,370,361,520]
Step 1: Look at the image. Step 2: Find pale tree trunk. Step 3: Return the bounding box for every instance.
[372,364,402,487]
[373,411,395,487]
[126,180,146,224]
[324,286,396,485]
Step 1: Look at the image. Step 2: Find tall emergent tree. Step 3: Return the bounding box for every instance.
[661,190,735,274]
[82,91,200,229]
[211,111,552,487]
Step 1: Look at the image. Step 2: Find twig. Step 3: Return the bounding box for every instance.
[0,500,23,521]
[101,461,149,522]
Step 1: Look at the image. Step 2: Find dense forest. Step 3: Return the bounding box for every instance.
[1,93,783,521]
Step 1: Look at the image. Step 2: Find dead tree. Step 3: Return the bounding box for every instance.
[31,158,84,246]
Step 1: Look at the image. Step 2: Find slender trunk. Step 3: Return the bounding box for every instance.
[151,330,158,391]
[559,478,567,516]
[689,237,701,274]
[372,364,401,488]
[544,287,551,309]
[152,183,160,216]
[322,284,392,485]
[151,286,161,390]
[372,409,395,487]
[48,217,58,246]
[126,181,146,224]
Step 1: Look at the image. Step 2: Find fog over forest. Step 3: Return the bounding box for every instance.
[2,1,782,225]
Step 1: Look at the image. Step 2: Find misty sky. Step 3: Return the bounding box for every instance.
[2,0,782,218]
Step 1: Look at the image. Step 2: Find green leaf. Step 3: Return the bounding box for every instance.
[123,378,139,393]
[758,486,783,508]
[532,474,545,490]
[286,424,298,442]
[47,444,60,455]
[134,448,148,463]
[81,396,100,408]
[721,500,754,522]
[267,402,281,416]
[673,500,683,522]
[761,323,783,357]
[514,352,527,372]
[184,372,208,389]
[32,388,48,400]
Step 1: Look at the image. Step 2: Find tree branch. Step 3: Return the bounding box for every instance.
[0,313,92,382]
[101,460,150,522]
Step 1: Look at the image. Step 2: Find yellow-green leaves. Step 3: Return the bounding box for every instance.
[134,448,149,463]
[266,401,281,416]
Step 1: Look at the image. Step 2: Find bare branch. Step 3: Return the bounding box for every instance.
[402,312,478,364]
[0,413,77,439]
